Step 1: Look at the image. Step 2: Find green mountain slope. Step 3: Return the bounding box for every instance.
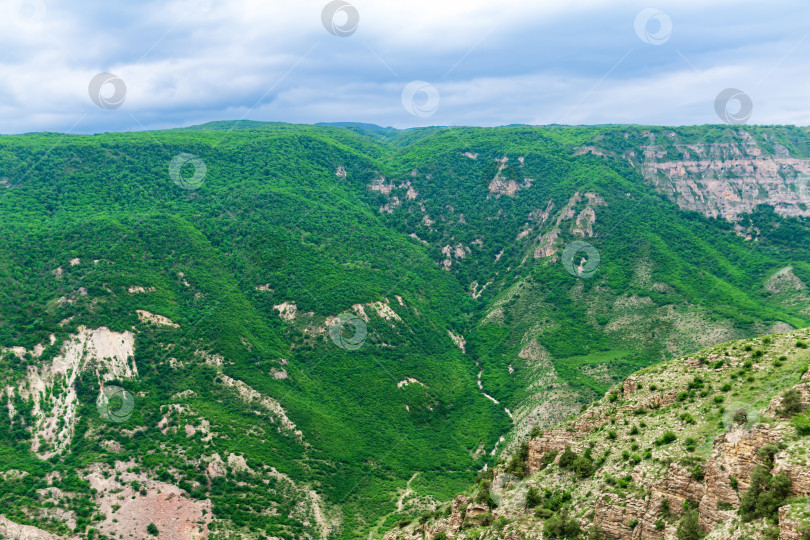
[0,122,809,538]
[387,327,810,539]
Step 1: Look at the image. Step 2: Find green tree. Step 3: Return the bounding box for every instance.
[780,389,804,417]
[739,465,792,522]
[526,487,542,508]
[676,509,701,540]
[544,507,582,538]
[587,523,607,539]
[559,447,578,469]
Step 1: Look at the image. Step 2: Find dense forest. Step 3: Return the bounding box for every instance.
[1,122,809,538]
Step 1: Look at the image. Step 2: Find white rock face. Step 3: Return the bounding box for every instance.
[7,327,136,458]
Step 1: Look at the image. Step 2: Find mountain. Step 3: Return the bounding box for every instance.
[314,122,395,132]
[0,122,809,538]
[385,328,810,539]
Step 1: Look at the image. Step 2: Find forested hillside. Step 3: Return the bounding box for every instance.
[1,122,809,538]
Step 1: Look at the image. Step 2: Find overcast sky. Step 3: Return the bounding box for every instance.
[2,0,809,134]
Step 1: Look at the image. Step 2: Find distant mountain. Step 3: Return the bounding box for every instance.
[315,121,396,132]
[0,122,809,538]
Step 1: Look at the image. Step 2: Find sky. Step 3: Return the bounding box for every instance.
[1,0,809,134]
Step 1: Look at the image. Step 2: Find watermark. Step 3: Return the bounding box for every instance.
[97,385,135,423]
[714,88,753,125]
[321,0,359,37]
[490,472,529,508]
[798,177,810,204]
[169,153,207,190]
[329,312,367,350]
[634,8,672,45]
[10,0,47,25]
[562,241,600,278]
[401,81,440,118]
[722,401,760,431]
[88,72,127,110]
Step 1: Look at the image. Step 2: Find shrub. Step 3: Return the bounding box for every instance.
[538,450,558,470]
[558,447,578,469]
[739,465,792,522]
[629,425,639,435]
[792,412,810,436]
[147,523,159,536]
[526,487,542,508]
[587,523,607,539]
[676,510,701,540]
[475,480,496,507]
[763,526,781,540]
[655,431,677,446]
[535,507,554,519]
[616,475,632,489]
[544,508,582,539]
[505,441,530,478]
[797,341,808,349]
[780,389,804,417]
[573,455,594,478]
[680,413,696,424]
[684,437,697,453]
[756,444,779,467]
[688,377,704,390]
[475,468,494,484]
[721,383,732,392]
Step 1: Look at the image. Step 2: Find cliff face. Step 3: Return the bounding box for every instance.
[385,328,810,539]
[637,131,810,222]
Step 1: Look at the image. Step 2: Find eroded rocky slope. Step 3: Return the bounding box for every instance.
[385,328,810,539]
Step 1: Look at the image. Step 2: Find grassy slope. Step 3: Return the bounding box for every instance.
[390,327,810,539]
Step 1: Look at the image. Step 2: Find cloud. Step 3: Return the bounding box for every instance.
[0,0,808,133]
